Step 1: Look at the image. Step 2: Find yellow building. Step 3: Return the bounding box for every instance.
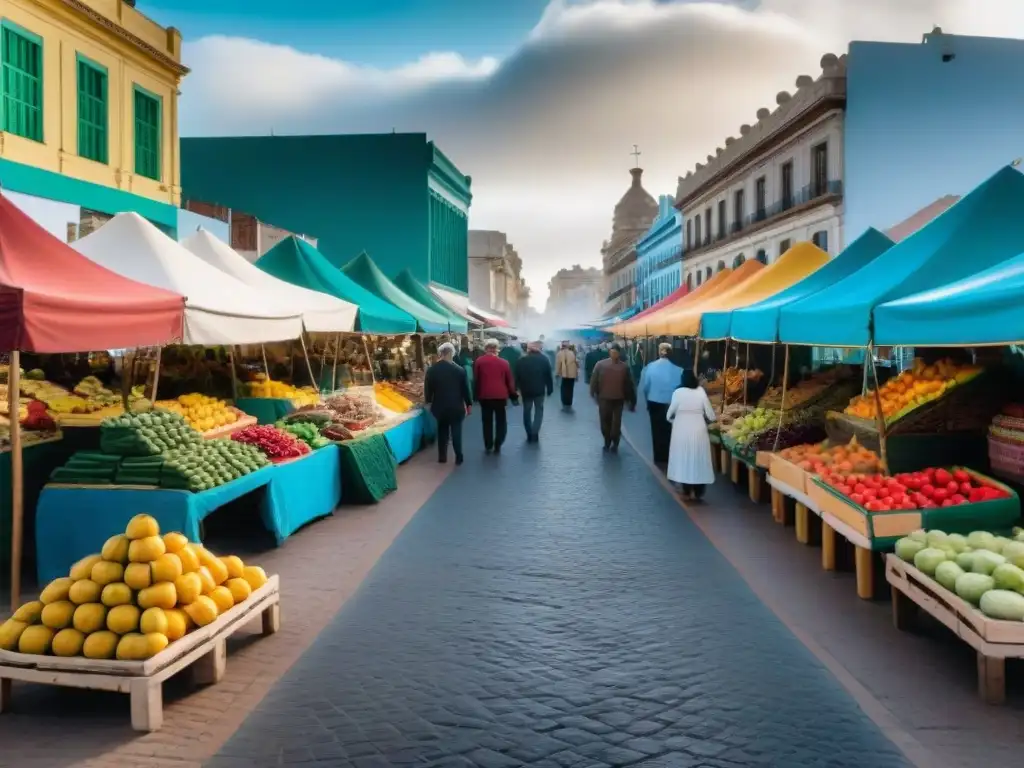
[0,0,187,234]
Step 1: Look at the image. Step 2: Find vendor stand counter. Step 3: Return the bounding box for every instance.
[34,444,341,583]
[382,409,427,463]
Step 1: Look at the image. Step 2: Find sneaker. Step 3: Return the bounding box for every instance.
[455,455,464,466]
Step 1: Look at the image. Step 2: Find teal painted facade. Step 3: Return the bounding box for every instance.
[0,156,179,231]
[635,195,682,309]
[179,133,472,293]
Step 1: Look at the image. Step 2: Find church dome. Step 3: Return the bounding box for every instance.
[612,168,658,235]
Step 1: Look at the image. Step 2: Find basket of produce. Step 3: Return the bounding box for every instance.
[809,466,1019,550]
[770,438,883,497]
[324,392,380,430]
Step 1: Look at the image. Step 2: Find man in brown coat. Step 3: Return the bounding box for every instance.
[589,343,637,452]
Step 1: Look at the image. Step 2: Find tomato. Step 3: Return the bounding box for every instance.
[932,488,948,502]
[881,496,895,506]
[850,493,865,505]
[853,483,867,494]
[941,499,954,507]
[946,481,960,494]
[862,488,878,500]
[950,494,967,505]
[866,500,883,512]
[920,484,936,498]
[952,469,971,484]
[934,469,952,486]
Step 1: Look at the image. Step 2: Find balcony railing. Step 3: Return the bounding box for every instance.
[653,251,684,273]
[606,284,632,302]
[683,179,842,259]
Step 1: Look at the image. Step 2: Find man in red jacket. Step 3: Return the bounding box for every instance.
[473,338,519,454]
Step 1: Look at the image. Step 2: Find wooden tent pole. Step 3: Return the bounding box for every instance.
[772,344,791,453]
[867,343,889,473]
[742,342,750,406]
[151,346,163,403]
[9,351,23,611]
[260,344,270,377]
[332,334,340,392]
[299,333,318,394]
[227,346,239,401]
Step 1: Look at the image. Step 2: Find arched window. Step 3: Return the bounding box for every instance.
[686,272,693,290]
[696,271,702,287]
[705,266,712,280]
[733,253,746,269]
[716,260,727,273]
[756,249,767,264]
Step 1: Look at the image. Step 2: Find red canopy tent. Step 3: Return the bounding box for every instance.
[0,192,185,607]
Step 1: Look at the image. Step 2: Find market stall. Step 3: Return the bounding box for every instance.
[393,269,470,333]
[182,230,358,333]
[342,254,450,334]
[640,261,766,337]
[0,195,186,607]
[608,267,733,336]
[73,214,303,346]
[256,236,417,335]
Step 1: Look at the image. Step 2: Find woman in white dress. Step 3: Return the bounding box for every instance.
[666,369,717,501]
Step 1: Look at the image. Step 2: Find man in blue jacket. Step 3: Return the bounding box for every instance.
[639,343,684,467]
[514,341,554,443]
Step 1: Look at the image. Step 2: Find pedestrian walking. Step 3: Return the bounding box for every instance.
[666,369,717,501]
[555,340,579,409]
[473,338,518,454]
[423,342,472,465]
[589,343,636,452]
[639,342,684,467]
[514,341,554,442]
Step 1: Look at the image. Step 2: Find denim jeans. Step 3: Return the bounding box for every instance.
[522,395,545,438]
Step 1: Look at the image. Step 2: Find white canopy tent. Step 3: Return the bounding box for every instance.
[73,213,304,345]
[182,229,358,333]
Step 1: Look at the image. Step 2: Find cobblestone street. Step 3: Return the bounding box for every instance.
[208,393,911,768]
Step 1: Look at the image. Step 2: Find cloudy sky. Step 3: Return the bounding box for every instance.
[158,0,1022,308]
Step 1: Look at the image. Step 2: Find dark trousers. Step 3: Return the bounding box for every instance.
[522,395,545,438]
[598,399,625,447]
[436,415,464,462]
[479,399,508,450]
[647,401,671,464]
[560,377,576,406]
[682,484,706,499]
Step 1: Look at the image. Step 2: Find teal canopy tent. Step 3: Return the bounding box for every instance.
[778,165,1024,347]
[256,237,416,334]
[342,253,449,334]
[874,250,1024,346]
[722,228,894,343]
[392,269,469,332]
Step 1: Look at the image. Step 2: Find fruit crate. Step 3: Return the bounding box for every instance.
[808,468,1020,552]
[0,575,281,732]
[886,555,1024,704]
[769,454,810,495]
[201,410,258,441]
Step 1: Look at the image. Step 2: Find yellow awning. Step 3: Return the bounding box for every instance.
[610,268,733,336]
[642,260,765,336]
[652,242,829,337]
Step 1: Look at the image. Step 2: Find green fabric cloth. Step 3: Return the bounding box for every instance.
[342,253,449,334]
[0,438,73,584]
[393,269,469,332]
[257,237,416,334]
[338,433,398,504]
[235,397,295,425]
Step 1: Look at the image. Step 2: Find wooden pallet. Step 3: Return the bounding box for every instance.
[0,575,280,731]
[886,556,1024,704]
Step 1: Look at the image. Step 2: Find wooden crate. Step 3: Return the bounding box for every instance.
[201,410,258,440]
[886,555,1024,704]
[768,455,809,496]
[0,575,281,731]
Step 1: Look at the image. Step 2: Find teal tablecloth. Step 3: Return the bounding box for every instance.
[234,397,295,425]
[35,444,342,583]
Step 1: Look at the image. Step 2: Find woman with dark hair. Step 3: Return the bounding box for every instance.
[666,368,717,500]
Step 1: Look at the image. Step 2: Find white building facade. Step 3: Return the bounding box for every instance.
[468,230,530,324]
[676,54,847,289]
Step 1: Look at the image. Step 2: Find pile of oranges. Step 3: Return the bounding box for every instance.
[779,437,882,476]
[844,358,979,422]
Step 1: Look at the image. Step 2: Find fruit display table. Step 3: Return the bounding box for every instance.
[33,446,342,583]
[381,409,426,464]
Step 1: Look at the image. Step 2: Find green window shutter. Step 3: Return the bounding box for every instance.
[76,56,107,163]
[133,86,161,181]
[1,23,43,142]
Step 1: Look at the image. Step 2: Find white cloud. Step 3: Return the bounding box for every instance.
[179,0,1024,310]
